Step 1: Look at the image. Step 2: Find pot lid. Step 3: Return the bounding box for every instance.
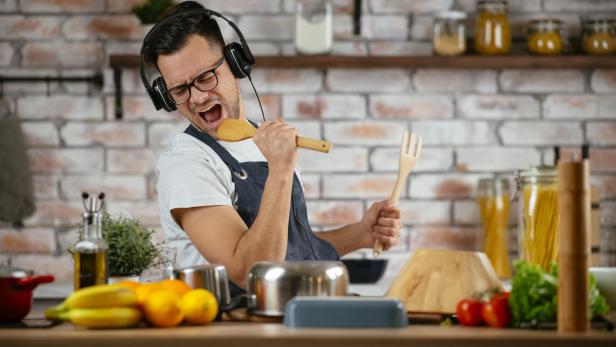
[0,264,31,279]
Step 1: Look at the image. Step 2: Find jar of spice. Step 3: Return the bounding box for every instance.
[528,19,564,55]
[474,0,511,54]
[477,178,511,278]
[582,18,616,55]
[433,11,467,56]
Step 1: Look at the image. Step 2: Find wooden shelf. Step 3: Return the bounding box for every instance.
[110,54,616,70]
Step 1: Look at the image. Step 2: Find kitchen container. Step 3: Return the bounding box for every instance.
[247,261,349,317]
[515,166,559,271]
[582,18,616,55]
[342,258,388,284]
[0,265,54,323]
[527,19,564,55]
[173,264,231,308]
[474,0,511,54]
[589,267,616,310]
[295,0,333,55]
[433,11,467,56]
[477,177,511,278]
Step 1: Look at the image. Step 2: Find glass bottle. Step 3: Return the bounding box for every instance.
[474,0,511,54]
[433,11,467,56]
[73,193,108,290]
[295,0,333,55]
[527,19,564,55]
[582,18,616,55]
[515,166,559,271]
[477,178,511,278]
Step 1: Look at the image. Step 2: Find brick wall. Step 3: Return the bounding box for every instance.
[1,0,615,283]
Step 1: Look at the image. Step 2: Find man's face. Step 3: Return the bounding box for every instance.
[157,34,241,138]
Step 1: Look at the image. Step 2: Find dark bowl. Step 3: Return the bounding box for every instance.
[341,259,388,284]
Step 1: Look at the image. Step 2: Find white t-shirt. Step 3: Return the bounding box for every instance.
[156,127,301,269]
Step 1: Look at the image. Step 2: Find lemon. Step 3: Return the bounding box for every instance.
[180,289,218,325]
[142,290,183,328]
[160,279,192,298]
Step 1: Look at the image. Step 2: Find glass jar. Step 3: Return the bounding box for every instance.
[295,0,333,55]
[527,19,564,55]
[515,166,559,271]
[477,178,511,278]
[582,18,616,55]
[433,11,467,56]
[474,0,511,54]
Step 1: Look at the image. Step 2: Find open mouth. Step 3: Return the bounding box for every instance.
[197,104,223,129]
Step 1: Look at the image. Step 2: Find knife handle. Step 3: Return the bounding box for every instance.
[296,136,332,153]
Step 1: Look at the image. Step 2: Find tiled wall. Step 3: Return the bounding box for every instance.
[1,0,615,283]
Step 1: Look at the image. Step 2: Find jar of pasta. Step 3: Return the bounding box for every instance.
[474,0,511,54]
[527,19,564,55]
[477,178,511,278]
[433,11,467,56]
[515,166,559,271]
[582,18,616,55]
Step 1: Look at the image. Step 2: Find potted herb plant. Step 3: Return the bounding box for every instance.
[132,0,176,25]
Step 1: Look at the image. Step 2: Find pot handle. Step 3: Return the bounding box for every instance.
[16,275,55,290]
[220,294,248,312]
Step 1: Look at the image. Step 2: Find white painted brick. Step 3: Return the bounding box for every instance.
[20,0,104,12]
[368,41,432,56]
[500,70,584,93]
[32,175,58,199]
[238,15,294,41]
[371,147,453,172]
[591,69,616,93]
[23,200,83,227]
[370,0,453,13]
[198,0,281,14]
[592,175,616,199]
[286,120,321,139]
[247,42,280,55]
[361,15,408,40]
[333,15,353,39]
[410,226,479,251]
[412,121,495,145]
[324,121,407,145]
[11,255,73,283]
[17,96,103,120]
[457,95,540,119]
[148,121,190,148]
[103,68,144,94]
[283,0,356,14]
[326,69,411,93]
[62,15,144,40]
[244,95,281,120]
[456,147,541,172]
[243,69,323,94]
[106,201,161,226]
[0,43,14,66]
[414,69,497,93]
[370,94,453,119]
[300,173,320,198]
[455,0,541,12]
[61,122,145,147]
[543,94,599,119]
[499,121,584,145]
[0,228,56,254]
[544,0,616,11]
[28,148,104,174]
[107,149,158,174]
[21,122,59,147]
[61,69,101,95]
[60,175,147,201]
[0,68,60,94]
[398,200,450,225]
[323,174,397,199]
[0,16,62,40]
[599,96,616,119]
[331,41,369,56]
[0,0,17,11]
[409,15,432,40]
[587,122,616,146]
[409,174,486,199]
[298,147,368,173]
[105,96,173,121]
[306,200,364,225]
[453,200,479,225]
[602,201,616,226]
[22,42,103,68]
[106,0,145,12]
[283,94,366,119]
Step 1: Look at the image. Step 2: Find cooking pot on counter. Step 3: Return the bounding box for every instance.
[173,264,231,308]
[0,265,54,323]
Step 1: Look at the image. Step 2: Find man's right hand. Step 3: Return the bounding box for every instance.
[253,119,298,175]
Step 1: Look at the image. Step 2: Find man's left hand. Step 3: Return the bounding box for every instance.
[358,201,401,251]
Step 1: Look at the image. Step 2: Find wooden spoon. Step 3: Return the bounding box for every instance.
[217,119,332,153]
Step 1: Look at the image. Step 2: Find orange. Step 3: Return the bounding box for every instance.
[160,279,192,298]
[179,289,218,325]
[142,290,184,328]
[134,283,165,305]
[114,280,140,289]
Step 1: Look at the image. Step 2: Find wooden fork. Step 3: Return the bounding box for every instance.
[373,130,423,258]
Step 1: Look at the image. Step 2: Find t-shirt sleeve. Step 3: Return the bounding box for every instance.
[158,149,233,211]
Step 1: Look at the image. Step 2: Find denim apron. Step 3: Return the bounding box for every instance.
[184,124,340,296]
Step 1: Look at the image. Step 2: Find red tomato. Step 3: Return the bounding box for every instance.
[481,293,511,328]
[456,299,483,326]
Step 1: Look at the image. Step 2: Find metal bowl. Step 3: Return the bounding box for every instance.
[173,264,231,307]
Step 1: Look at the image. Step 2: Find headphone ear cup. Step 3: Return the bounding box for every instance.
[224,42,252,79]
[152,77,176,112]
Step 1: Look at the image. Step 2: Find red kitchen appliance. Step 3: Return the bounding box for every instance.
[0,265,54,323]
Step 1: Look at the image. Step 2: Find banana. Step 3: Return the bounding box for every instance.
[62,307,142,329]
[65,285,139,309]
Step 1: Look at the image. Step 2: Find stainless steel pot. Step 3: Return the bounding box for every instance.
[173,264,231,307]
[247,261,349,317]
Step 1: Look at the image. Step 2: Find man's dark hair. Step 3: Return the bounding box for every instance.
[144,1,225,69]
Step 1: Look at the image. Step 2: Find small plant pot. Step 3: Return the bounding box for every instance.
[108,275,140,284]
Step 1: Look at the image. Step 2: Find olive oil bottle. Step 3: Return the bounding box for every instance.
[74,193,109,290]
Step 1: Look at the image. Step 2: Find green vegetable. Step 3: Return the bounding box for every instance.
[509,261,610,325]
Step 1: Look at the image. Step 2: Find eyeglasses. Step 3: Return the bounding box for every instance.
[166,57,225,105]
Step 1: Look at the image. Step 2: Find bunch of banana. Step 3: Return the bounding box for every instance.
[45,284,142,329]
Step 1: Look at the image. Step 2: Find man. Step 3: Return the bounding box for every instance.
[144,2,401,295]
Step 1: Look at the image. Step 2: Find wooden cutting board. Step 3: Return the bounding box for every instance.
[386,249,503,315]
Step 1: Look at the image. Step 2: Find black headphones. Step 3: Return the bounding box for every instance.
[139,3,255,112]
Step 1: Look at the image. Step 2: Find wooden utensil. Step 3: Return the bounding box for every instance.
[217,119,332,153]
[373,130,422,258]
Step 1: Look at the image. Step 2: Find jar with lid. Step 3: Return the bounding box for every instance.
[477,177,511,278]
[515,166,559,271]
[433,11,467,56]
[295,0,333,55]
[474,0,511,54]
[527,19,564,55]
[582,18,616,55]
